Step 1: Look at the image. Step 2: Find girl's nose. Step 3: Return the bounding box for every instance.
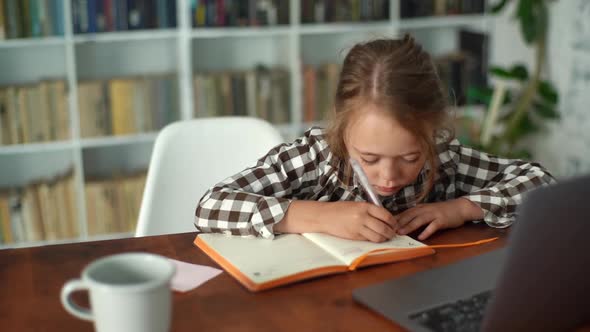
[380,162,399,183]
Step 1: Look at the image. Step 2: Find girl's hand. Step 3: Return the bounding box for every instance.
[320,201,398,243]
[396,198,484,240]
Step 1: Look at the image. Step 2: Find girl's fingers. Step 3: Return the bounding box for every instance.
[359,225,389,243]
[417,220,442,240]
[398,214,434,235]
[365,217,397,240]
[397,207,421,228]
[367,205,398,231]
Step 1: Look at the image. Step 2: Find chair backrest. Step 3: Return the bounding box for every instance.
[135,117,284,237]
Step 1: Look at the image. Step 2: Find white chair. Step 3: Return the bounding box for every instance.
[135,117,284,237]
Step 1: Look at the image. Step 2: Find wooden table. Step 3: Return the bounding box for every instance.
[0,224,507,331]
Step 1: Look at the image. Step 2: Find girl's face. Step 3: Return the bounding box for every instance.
[346,104,426,196]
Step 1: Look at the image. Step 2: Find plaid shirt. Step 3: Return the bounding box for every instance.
[195,127,555,239]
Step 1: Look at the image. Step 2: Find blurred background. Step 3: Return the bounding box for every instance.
[0,0,588,248]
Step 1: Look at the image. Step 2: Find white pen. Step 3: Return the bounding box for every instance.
[349,158,383,207]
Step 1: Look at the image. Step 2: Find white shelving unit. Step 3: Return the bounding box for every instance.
[0,0,492,248]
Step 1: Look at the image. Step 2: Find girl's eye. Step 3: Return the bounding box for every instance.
[361,158,378,165]
[403,156,420,163]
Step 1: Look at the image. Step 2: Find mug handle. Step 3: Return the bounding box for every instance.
[60,279,94,321]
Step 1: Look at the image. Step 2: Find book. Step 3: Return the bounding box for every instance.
[0,194,13,244]
[51,81,69,141]
[109,79,136,135]
[8,191,25,243]
[195,232,498,292]
[0,0,5,39]
[195,232,434,292]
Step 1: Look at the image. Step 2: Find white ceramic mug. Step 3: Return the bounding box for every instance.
[60,252,175,332]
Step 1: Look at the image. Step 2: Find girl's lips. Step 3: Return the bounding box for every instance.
[375,185,401,194]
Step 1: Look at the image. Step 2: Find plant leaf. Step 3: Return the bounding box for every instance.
[538,80,559,105]
[509,64,529,81]
[490,65,528,81]
[490,66,511,78]
[491,0,509,13]
[506,113,539,143]
[466,86,493,105]
[534,1,548,42]
[516,0,537,44]
[534,101,560,119]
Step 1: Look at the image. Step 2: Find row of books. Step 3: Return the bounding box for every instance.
[400,0,485,18]
[0,170,78,244]
[193,66,291,124]
[303,63,340,123]
[78,75,179,138]
[0,0,64,39]
[85,172,146,236]
[72,0,177,34]
[1,0,490,40]
[301,0,389,23]
[192,0,289,27]
[0,81,70,146]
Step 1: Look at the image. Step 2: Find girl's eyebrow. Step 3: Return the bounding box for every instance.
[354,146,421,157]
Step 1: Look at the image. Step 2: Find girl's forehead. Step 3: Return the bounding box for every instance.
[345,108,423,156]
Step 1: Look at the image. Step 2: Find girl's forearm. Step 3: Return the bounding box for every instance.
[457,198,485,221]
[274,200,329,234]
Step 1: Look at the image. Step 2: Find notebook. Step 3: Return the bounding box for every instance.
[194,232,497,292]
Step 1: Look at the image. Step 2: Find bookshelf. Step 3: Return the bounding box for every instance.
[0,0,492,248]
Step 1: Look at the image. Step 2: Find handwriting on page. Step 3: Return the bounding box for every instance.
[337,236,420,256]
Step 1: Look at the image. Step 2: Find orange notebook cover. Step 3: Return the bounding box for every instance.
[194,232,498,292]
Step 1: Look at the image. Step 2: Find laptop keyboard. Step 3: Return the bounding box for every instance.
[408,290,493,332]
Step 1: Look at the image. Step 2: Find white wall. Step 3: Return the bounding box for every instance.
[490,0,590,178]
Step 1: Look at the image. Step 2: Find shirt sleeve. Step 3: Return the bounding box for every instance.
[194,129,328,239]
[450,142,556,228]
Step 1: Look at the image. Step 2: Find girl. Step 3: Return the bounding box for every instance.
[194,35,555,242]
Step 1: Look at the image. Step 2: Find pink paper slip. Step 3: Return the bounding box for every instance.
[168,258,223,292]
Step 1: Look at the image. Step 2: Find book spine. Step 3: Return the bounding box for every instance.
[40,0,54,36]
[144,0,157,29]
[109,79,136,135]
[92,0,105,32]
[29,0,42,37]
[156,0,167,28]
[195,0,206,27]
[18,0,31,37]
[9,191,25,243]
[0,0,5,39]
[54,180,72,238]
[102,0,114,31]
[127,0,140,30]
[0,195,13,243]
[244,70,257,118]
[115,0,128,30]
[216,0,225,26]
[166,0,176,27]
[50,0,64,36]
[78,0,90,33]
[4,0,20,38]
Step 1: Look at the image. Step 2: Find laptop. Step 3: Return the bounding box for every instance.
[353,175,590,332]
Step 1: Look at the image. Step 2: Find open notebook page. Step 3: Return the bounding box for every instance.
[197,233,344,284]
[302,233,427,266]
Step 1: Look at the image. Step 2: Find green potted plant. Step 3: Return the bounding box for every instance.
[466,0,560,159]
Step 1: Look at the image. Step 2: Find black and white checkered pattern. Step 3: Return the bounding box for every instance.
[195,128,556,239]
